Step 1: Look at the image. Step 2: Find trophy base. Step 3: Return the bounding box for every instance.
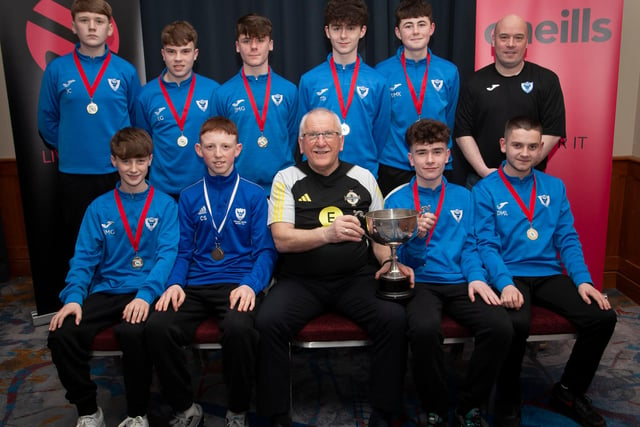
[376,277,414,301]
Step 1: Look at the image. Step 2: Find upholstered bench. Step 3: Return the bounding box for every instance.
[91,306,577,355]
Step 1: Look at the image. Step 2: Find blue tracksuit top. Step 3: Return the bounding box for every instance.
[38,44,141,174]
[168,169,277,293]
[385,177,486,284]
[214,68,298,197]
[134,71,219,195]
[472,162,592,292]
[375,47,459,171]
[297,54,390,177]
[60,182,179,306]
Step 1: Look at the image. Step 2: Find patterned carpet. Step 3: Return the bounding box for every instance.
[1,277,639,426]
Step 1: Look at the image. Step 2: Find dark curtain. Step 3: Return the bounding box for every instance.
[140,0,477,85]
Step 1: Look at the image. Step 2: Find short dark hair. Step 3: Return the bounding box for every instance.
[161,21,198,48]
[236,13,273,40]
[405,119,450,148]
[71,0,112,20]
[200,117,239,141]
[395,0,433,28]
[324,0,368,27]
[504,116,543,140]
[110,128,153,159]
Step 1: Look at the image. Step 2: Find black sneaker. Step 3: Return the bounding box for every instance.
[426,412,446,427]
[456,408,488,427]
[550,383,606,427]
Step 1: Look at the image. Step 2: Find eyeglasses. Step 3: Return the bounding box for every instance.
[302,131,341,141]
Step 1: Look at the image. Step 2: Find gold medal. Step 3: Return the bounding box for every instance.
[177,135,188,147]
[211,247,224,260]
[257,135,268,148]
[87,102,98,115]
[341,122,350,136]
[131,256,144,269]
[527,227,539,241]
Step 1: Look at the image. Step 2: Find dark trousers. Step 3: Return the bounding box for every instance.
[54,172,119,297]
[407,283,512,416]
[47,293,151,417]
[497,275,617,405]
[144,284,260,413]
[255,268,408,417]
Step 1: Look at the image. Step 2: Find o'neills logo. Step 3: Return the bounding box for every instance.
[484,8,612,45]
[26,0,120,71]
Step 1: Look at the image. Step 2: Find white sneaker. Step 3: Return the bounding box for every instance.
[169,403,203,427]
[76,407,106,427]
[118,415,149,427]
[225,410,248,427]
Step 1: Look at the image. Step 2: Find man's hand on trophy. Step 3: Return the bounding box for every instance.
[324,215,364,243]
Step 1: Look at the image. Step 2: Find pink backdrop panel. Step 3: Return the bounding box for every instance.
[475,1,623,289]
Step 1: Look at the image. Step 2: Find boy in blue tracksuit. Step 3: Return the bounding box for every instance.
[37,0,141,303]
[375,0,459,196]
[297,0,390,178]
[385,119,511,427]
[214,13,298,198]
[134,20,219,198]
[472,116,616,427]
[47,127,179,427]
[145,117,278,427]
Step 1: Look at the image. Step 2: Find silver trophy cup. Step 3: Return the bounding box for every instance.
[365,208,419,300]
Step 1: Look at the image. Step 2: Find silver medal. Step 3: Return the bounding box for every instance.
[257,135,268,148]
[87,102,98,115]
[341,122,350,136]
[177,135,188,147]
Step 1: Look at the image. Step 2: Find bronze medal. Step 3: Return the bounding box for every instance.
[211,247,224,260]
[527,227,539,241]
[131,256,144,269]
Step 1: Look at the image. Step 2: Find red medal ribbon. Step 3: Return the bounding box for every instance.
[114,186,155,254]
[73,50,112,99]
[158,73,196,133]
[242,67,271,134]
[498,166,537,224]
[400,50,431,118]
[329,56,360,122]
[412,179,445,248]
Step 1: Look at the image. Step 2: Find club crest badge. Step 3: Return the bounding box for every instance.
[521,81,534,93]
[196,100,208,111]
[344,190,360,207]
[145,217,159,231]
[235,208,246,221]
[357,86,369,99]
[538,194,551,207]
[431,79,443,92]
[108,78,121,91]
[271,94,283,106]
[450,209,463,223]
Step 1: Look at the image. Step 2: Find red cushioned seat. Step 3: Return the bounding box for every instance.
[91,325,120,352]
[192,317,223,344]
[90,317,223,353]
[294,313,368,343]
[529,305,577,335]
